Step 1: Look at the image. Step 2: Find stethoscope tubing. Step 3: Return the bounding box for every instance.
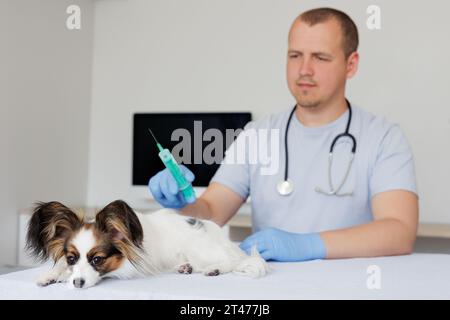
[280,99,356,196]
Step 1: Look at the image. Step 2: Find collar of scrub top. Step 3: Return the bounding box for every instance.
[277,98,357,196]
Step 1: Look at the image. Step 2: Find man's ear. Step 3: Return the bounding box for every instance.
[346,51,359,79]
[95,200,143,248]
[26,201,82,262]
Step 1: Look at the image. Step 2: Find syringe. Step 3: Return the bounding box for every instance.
[148,128,196,204]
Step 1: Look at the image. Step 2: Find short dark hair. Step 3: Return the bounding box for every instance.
[298,7,359,59]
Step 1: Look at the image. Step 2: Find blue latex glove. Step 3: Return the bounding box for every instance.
[148,165,196,209]
[239,227,327,262]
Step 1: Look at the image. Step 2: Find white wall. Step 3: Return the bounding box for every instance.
[88,0,450,224]
[3,0,448,266]
[0,0,93,265]
[87,0,295,209]
[348,1,450,225]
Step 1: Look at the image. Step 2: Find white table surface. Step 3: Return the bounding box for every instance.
[1,253,449,300]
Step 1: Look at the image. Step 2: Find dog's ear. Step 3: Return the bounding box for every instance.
[26,201,82,262]
[95,200,143,248]
[95,200,157,275]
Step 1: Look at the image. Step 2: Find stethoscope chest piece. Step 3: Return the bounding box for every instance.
[277,179,294,196]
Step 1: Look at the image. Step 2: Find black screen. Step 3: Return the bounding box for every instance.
[132,112,252,186]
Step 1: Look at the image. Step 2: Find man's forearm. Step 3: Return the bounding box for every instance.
[179,183,246,227]
[179,198,213,220]
[320,218,416,259]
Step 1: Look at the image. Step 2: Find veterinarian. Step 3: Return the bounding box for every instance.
[149,7,419,262]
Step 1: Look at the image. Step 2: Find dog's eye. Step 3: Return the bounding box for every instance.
[91,256,104,266]
[67,256,77,265]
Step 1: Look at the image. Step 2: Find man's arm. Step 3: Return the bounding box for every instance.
[180,182,246,226]
[239,189,418,261]
[320,190,419,258]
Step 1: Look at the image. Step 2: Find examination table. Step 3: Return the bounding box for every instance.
[0,254,449,299]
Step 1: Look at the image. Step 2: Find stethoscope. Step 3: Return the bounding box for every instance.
[277,99,357,197]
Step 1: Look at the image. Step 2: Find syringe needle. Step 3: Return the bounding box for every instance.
[148,128,159,144]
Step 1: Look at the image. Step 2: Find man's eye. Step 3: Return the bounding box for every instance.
[289,55,299,59]
[91,256,104,266]
[67,256,77,265]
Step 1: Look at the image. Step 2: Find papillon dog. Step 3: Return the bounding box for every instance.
[25,200,269,289]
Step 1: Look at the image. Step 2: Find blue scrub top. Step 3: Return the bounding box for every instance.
[210,104,418,233]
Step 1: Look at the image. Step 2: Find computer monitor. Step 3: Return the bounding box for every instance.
[132,112,252,187]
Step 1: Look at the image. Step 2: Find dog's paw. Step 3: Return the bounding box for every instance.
[204,269,220,276]
[36,274,58,287]
[177,263,193,274]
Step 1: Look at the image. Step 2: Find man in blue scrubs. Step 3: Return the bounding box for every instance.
[149,8,418,262]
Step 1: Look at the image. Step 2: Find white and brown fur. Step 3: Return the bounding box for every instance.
[26,200,269,289]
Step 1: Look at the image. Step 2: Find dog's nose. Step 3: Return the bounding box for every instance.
[73,278,85,288]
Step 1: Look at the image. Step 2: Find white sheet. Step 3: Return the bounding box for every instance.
[1,253,449,299]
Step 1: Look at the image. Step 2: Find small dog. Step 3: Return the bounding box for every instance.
[26,200,269,289]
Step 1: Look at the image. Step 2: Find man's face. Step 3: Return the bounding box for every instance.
[286,18,357,109]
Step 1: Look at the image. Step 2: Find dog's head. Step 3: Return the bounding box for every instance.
[26,200,144,288]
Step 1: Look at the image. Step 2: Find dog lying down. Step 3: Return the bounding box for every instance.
[25,200,270,289]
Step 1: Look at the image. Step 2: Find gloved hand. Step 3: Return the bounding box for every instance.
[239,227,327,262]
[148,165,196,209]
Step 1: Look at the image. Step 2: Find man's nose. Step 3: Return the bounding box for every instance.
[73,278,85,288]
[299,57,314,77]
